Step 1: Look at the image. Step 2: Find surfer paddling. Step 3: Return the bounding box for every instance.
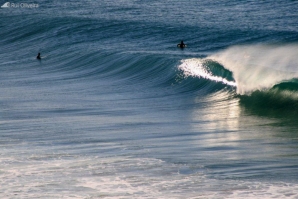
[36,52,41,60]
[177,40,186,48]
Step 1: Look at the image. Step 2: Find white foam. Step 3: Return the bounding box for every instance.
[1,152,298,199]
[178,58,237,87]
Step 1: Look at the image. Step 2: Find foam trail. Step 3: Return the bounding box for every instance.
[209,44,298,94]
[178,58,237,87]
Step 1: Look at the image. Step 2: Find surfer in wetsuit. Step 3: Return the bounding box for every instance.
[36,52,41,60]
[177,40,186,48]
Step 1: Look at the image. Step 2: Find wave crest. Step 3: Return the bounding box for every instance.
[209,44,298,94]
[178,58,236,87]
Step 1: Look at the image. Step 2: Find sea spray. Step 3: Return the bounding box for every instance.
[209,44,298,94]
[178,58,237,87]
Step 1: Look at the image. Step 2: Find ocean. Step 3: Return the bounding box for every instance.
[1,0,298,198]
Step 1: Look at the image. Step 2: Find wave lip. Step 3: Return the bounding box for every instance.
[178,58,237,87]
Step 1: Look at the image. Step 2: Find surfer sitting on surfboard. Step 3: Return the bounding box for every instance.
[177,40,186,48]
[36,52,41,60]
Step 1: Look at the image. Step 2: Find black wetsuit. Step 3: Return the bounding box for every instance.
[178,41,185,48]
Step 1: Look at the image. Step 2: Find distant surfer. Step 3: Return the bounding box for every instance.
[36,52,41,60]
[177,40,186,48]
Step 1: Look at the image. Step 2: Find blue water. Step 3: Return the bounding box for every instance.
[1,0,298,198]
